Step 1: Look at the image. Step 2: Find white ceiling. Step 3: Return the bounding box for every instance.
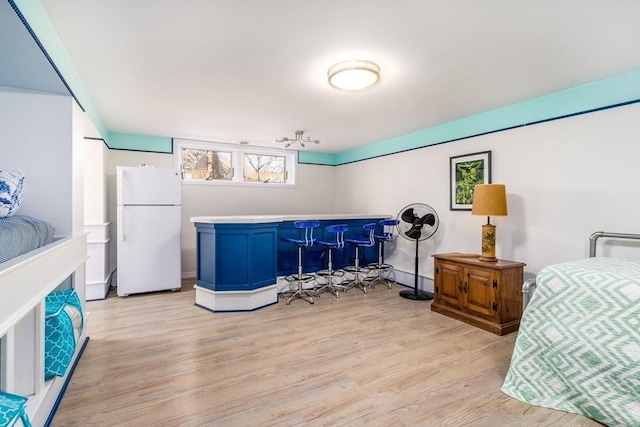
[38,0,640,153]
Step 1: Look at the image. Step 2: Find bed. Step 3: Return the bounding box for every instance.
[0,215,56,264]
[0,234,88,426]
[0,171,88,426]
[0,171,55,264]
[502,232,640,427]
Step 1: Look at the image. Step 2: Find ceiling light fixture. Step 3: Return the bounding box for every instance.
[276,130,320,149]
[328,60,381,91]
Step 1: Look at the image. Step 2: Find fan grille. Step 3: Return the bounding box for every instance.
[396,203,439,241]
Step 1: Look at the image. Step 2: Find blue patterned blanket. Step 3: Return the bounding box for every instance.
[502,257,640,427]
[0,215,55,264]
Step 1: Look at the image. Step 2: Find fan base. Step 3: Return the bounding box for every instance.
[399,289,434,300]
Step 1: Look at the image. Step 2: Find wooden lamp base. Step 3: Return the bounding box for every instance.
[479,222,497,262]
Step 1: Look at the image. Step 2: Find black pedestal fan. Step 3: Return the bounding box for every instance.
[396,203,440,300]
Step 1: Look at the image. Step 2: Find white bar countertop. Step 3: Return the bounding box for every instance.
[190,213,391,224]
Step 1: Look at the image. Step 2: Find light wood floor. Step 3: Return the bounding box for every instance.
[52,280,600,427]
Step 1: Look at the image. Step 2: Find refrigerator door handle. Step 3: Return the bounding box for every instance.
[118,205,125,241]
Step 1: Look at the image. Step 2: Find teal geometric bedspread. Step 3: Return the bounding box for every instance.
[502,257,640,427]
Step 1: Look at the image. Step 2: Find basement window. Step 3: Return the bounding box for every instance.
[181,147,232,181]
[175,139,296,186]
[243,154,286,183]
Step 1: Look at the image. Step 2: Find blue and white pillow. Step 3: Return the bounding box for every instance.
[0,170,25,218]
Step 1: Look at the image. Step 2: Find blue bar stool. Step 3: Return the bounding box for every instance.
[280,220,320,305]
[367,218,399,289]
[315,224,349,299]
[344,223,377,294]
[0,391,32,427]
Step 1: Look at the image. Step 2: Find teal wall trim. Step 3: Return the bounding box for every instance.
[108,132,173,154]
[297,151,337,166]
[13,0,109,141]
[298,70,640,166]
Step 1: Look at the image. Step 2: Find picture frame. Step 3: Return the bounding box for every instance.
[450,150,492,211]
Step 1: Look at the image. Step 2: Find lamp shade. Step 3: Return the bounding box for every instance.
[472,184,508,216]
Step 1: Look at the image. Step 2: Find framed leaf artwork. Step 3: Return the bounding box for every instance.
[450,150,492,211]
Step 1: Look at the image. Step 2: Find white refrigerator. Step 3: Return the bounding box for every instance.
[117,166,181,297]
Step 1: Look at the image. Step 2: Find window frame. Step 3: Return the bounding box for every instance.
[242,152,287,184]
[175,139,297,187]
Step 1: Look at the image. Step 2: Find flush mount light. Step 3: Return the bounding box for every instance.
[327,60,381,91]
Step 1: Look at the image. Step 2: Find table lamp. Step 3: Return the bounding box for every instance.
[472,184,508,262]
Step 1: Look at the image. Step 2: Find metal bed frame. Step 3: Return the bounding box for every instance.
[522,231,640,309]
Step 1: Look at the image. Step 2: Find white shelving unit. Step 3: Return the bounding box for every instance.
[0,86,87,426]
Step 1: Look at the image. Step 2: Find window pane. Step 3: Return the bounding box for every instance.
[182,148,232,180]
[243,154,285,183]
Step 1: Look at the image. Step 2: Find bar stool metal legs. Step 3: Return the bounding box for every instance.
[344,223,377,294]
[315,247,348,298]
[281,245,316,305]
[280,220,320,305]
[315,224,349,299]
[367,219,399,289]
[367,238,396,289]
[344,245,373,293]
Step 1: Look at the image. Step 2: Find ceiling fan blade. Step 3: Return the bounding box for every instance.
[401,208,416,224]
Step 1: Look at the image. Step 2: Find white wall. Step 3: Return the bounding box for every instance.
[103,104,639,285]
[334,103,640,288]
[0,86,86,306]
[0,86,84,237]
[84,138,108,223]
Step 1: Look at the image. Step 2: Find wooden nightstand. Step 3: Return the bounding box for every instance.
[431,253,525,335]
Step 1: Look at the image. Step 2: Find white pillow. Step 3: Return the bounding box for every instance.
[0,170,25,218]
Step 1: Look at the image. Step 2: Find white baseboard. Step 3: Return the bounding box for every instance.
[393,269,434,293]
[86,272,113,301]
[194,284,278,311]
[182,270,196,279]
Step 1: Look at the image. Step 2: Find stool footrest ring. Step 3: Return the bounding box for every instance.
[367,263,393,270]
[284,273,315,283]
[317,269,346,278]
[344,266,371,274]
